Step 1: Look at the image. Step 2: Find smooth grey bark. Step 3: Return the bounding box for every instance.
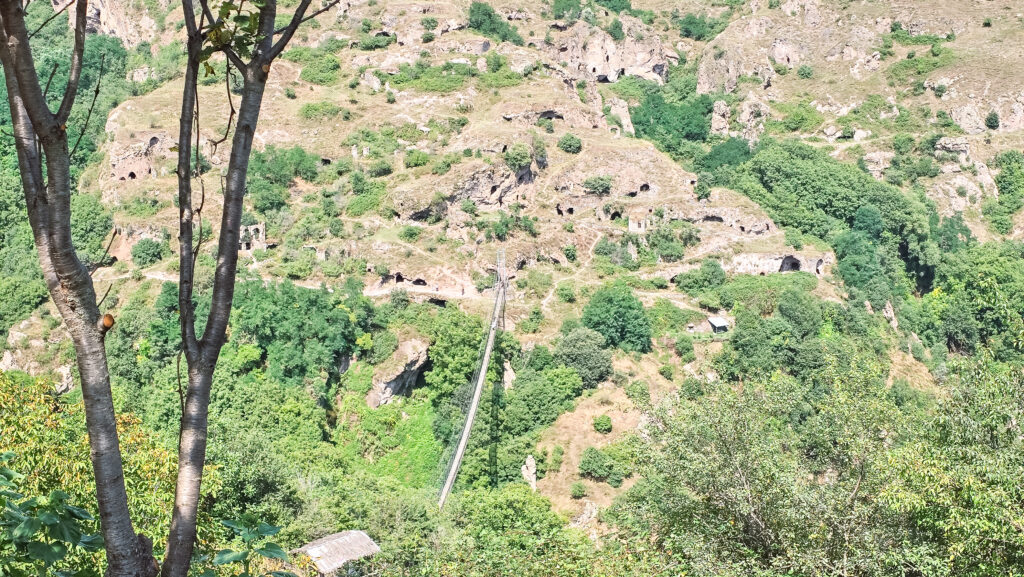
[162,1,332,575]
[0,2,156,575]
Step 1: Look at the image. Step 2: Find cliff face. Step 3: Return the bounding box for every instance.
[57,0,162,47]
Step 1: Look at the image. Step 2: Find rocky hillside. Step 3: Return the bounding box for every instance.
[4,0,1024,573]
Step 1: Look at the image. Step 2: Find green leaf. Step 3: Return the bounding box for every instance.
[270,572,298,577]
[78,533,104,552]
[255,542,287,560]
[47,519,82,545]
[256,522,281,537]
[12,517,41,541]
[220,519,245,532]
[37,511,60,526]
[63,505,93,521]
[26,541,67,565]
[213,549,248,565]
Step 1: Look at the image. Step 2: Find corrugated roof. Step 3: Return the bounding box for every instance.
[297,530,380,575]
[708,316,729,328]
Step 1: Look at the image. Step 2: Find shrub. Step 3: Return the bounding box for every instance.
[578,447,612,479]
[985,111,1000,130]
[570,481,587,499]
[299,101,343,120]
[536,117,554,133]
[366,159,393,177]
[556,283,576,303]
[674,258,726,295]
[658,364,674,380]
[284,87,296,99]
[625,381,650,404]
[934,84,947,98]
[421,32,435,43]
[593,415,613,434]
[461,199,478,216]
[398,226,422,242]
[421,16,438,30]
[300,56,340,84]
[554,327,613,388]
[583,175,613,195]
[563,244,578,262]
[797,65,814,79]
[606,18,624,41]
[504,142,533,171]
[385,91,396,103]
[468,2,524,45]
[552,0,580,19]
[131,238,165,267]
[358,34,396,51]
[404,150,431,168]
[582,283,652,352]
[982,17,992,27]
[677,13,726,41]
[673,333,696,363]
[557,133,582,154]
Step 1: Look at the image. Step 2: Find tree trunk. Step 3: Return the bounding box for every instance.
[161,64,269,577]
[0,2,157,574]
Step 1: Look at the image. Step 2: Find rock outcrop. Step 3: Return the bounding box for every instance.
[862,151,894,180]
[366,339,429,408]
[711,100,730,136]
[549,18,676,84]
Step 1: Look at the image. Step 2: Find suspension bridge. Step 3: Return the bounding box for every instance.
[438,250,508,508]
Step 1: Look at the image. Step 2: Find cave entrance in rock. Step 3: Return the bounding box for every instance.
[779,256,801,272]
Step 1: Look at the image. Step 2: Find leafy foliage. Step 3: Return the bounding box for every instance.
[468,2,524,45]
[582,283,652,352]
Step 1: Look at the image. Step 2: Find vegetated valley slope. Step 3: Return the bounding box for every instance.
[3,0,1024,575]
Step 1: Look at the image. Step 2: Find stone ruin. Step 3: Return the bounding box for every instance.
[238,223,267,252]
[108,134,172,181]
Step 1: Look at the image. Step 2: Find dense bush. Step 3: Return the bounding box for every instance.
[131,238,166,267]
[676,13,727,41]
[557,134,583,154]
[674,258,726,295]
[986,111,1000,130]
[593,415,613,434]
[468,2,524,45]
[554,327,613,388]
[405,150,431,168]
[503,143,533,171]
[299,102,345,120]
[582,283,652,352]
[583,175,613,195]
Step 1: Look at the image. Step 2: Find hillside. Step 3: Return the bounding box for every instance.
[2,0,1024,575]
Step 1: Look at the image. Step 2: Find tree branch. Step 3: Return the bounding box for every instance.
[69,52,104,159]
[29,0,74,39]
[56,0,88,124]
[268,0,341,60]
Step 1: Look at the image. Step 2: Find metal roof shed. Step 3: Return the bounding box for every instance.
[708,316,729,333]
[295,530,380,576]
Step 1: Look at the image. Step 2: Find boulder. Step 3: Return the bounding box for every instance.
[768,39,802,69]
[521,455,537,490]
[934,136,970,161]
[952,105,986,134]
[366,339,429,408]
[711,100,730,136]
[862,151,894,180]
